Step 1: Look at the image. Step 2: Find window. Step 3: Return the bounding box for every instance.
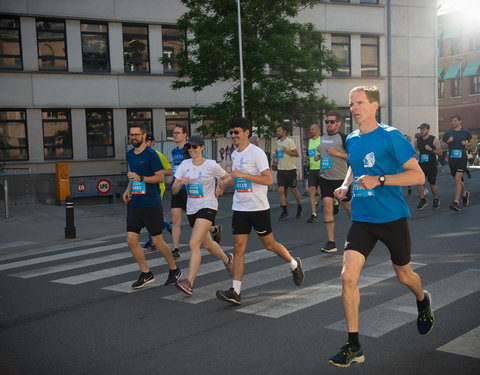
[361,36,379,77]
[471,76,480,95]
[438,80,445,99]
[450,38,460,55]
[0,110,28,161]
[86,110,114,158]
[123,24,149,73]
[127,109,152,134]
[331,35,350,77]
[451,78,461,97]
[330,0,349,2]
[469,33,480,52]
[36,19,67,71]
[166,109,189,140]
[0,16,22,70]
[42,109,72,159]
[81,23,110,72]
[162,26,183,74]
[360,0,378,3]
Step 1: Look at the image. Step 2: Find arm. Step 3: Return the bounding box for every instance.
[432,138,443,156]
[122,180,132,203]
[334,166,353,201]
[216,173,234,196]
[172,176,186,195]
[127,170,165,184]
[232,168,273,186]
[326,147,348,160]
[282,146,298,157]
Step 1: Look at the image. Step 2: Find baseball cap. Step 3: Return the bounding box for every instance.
[418,123,430,129]
[145,134,155,141]
[186,134,205,147]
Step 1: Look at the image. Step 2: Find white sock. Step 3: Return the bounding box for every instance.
[233,280,242,294]
[289,259,298,271]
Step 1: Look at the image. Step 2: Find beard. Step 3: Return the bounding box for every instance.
[131,139,143,148]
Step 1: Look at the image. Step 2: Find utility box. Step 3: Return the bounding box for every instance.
[56,163,70,201]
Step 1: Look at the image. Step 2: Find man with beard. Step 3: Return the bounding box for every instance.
[123,125,181,288]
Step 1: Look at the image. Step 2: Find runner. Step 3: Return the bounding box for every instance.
[306,124,322,223]
[413,123,441,210]
[330,86,434,367]
[172,135,234,295]
[215,117,305,305]
[123,125,181,289]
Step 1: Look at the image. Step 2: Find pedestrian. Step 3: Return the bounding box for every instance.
[123,125,181,289]
[306,123,322,223]
[275,124,303,220]
[413,123,442,210]
[250,135,259,147]
[441,114,473,212]
[215,117,305,305]
[330,86,434,367]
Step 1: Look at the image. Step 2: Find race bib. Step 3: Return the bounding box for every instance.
[451,149,462,158]
[420,154,429,163]
[277,150,284,159]
[234,177,253,192]
[187,184,203,198]
[353,177,375,198]
[321,157,332,169]
[131,181,146,195]
[308,148,316,157]
[172,164,178,175]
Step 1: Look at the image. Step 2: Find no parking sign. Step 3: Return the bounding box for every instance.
[96,179,111,194]
[76,183,86,193]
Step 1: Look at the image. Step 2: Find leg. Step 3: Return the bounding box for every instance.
[341,250,365,333]
[278,185,287,206]
[322,196,335,242]
[151,233,176,270]
[171,207,183,249]
[308,186,317,214]
[290,186,302,204]
[454,171,464,202]
[392,262,425,300]
[416,184,425,199]
[232,234,249,282]
[342,200,352,219]
[185,218,213,285]
[259,233,293,263]
[430,183,439,199]
[126,231,149,273]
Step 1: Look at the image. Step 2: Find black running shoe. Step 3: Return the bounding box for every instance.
[212,224,222,244]
[307,214,318,223]
[291,257,305,286]
[143,241,152,249]
[165,268,182,286]
[416,198,427,211]
[216,288,241,305]
[166,222,172,235]
[176,279,193,296]
[449,202,461,212]
[462,191,470,207]
[333,199,340,215]
[296,206,303,219]
[321,241,337,253]
[417,290,434,335]
[433,199,440,209]
[329,342,365,368]
[132,271,155,289]
[279,211,289,221]
[172,248,180,259]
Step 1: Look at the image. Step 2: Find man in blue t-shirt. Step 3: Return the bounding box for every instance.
[328,86,434,368]
[441,114,473,212]
[123,125,181,289]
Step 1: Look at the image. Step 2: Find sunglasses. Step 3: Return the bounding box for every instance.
[229,130,240,135]
[186,144,198,150]
[325,120,337,124]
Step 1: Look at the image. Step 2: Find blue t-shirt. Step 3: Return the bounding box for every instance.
[441,128,472,159]
[126,147,163,207]
[346,123,415,223]
[171,145,190,190]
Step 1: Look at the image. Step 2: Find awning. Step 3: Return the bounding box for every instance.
[462,61,480,77]
[438,67,444,79]
[442,64,461,80]
[441,29,457,40]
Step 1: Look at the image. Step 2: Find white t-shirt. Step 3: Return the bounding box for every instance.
[174,159,227,215]
[231,143,270,212]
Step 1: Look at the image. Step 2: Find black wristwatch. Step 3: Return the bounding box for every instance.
[140,176,144,182]
[379,175,386,187]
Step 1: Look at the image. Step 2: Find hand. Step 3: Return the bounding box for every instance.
[316,145,321,152]
[231,168,245,179]
[356,174,379,190]
[281,146,286,152]
[447,136,454,143]
[181,177,189,185]
[127,172,140,181]
[215,185,224,197]
[425,145,432,151]
[326,146,336,156]
[334,186,348,201]
[314,155,321,162]
[461,140,467,146]
[122,190,131,204]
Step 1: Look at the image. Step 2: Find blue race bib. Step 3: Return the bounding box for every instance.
[353,177,375,198]
[131,181,146,195]
[321,157,332,169]
[234,177,253,192]
[277,150,284,159]
[187,184,203,198]
[451,149,462,158]
[308,148,316,157]
[420,154,429,163]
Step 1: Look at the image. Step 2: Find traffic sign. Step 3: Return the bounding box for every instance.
[97,179,111,194]
[76,183,86,193]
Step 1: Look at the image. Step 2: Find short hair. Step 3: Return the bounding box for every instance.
[325,111,342,122]
[174,124,188,134]
[276,124,288,132]
[229,117,251,132]
[350,85,380,104]
[250,135,259,144]
[128,124,147,134]
[450,114,462,121]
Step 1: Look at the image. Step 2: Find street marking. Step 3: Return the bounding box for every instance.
[326,268,480,337]
[0,241,36,250]
[163,254,343,304]
[437,325,480,359]
[238,262,425,318]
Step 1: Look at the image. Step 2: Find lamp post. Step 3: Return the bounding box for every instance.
[236,0,246,118]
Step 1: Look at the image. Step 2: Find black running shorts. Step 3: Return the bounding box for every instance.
[187,208,217,228]
[171,189,187,211]
[308,169,322,188]
[319,177,352,201]
[232,209,272,237]
[448,158,468,177]
[419,163,437,185]
[277,169,298,188]
[127,205,164,236]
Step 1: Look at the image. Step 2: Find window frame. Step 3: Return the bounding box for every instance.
[42,109,73,160]
[450,77,462,97]
[85,109,115,159]
[162,25,184,75]
[470,76,480,95]
[0,109,28,161]
[122,23,150,73]
[360,35,379,77]
[0,16,23,71]
[331,34,351,77]
[80,22,110,73]
[438,80,445,99]
[165,109,190,140]
[36,18,68,72]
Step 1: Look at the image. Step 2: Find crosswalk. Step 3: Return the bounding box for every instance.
[1,238,479,360]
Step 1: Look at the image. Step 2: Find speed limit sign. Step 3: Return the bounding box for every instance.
[97,179,111,194]
[76,183,86,193]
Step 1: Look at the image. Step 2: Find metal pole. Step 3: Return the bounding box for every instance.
[387,0,392,125]
[65,195,76,239]
[236,0,246,118]
[4,180,8,219]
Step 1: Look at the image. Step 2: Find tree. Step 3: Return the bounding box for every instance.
[164,0,339,136]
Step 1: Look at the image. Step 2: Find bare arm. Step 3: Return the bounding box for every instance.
[172,177,185,195]
[127,170,165,184]
[232,168,273,186]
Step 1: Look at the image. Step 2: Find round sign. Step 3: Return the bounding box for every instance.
[97,179,111,194]
[76,183,86,193]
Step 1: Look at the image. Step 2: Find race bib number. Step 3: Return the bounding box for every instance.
[451,149,462,158]
[277,150,284,159]
[234,177,253,192]
[308,148,316,157]
[321,157,332,169]
[131,181,146,195]
[420,154,429,163]
[353,178,375,198]
[187,184,203,198]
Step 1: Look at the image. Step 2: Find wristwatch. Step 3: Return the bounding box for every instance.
[140,176,144,182]
[379,175,386,187]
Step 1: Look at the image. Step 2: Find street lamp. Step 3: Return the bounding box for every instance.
[236,0,246,117]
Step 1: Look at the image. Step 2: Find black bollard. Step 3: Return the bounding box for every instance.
[65,195,76,239]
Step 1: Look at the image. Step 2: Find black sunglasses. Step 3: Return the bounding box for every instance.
[186,144,198,150]
[229,130,240,135]
[325,120,337,124]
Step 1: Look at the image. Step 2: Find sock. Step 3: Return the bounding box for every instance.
[348,332,360,348]
[417,293,429,312]
[312,212,317,217]
[289,259,298,270]
[212,226,218,235]
[463,192,467,197]
[454,200,459,204]
[282,205,288,212]
[297,204,302,210]
[232,280,242,294]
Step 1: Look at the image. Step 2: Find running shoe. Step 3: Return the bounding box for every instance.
[321,241,337,253]
[462,191,470,207]
[176,279,193,296]
[144,245,156,254]
[296,206,303,219]
[333,199,340,215]
[166,222,172,235]
[329,342,365,368]
[131,271,155,289]
[172,248,181,259]
[433,199,440,209]
[216,288,241,305]
[224,253,234,277]
[449,202,461,212]
[143,241,152,249]
[307,214,318,223]
[164,268,182,286]
[417,290,434,335]
[212,224,222,244]
[279,211,289,221]
[416,198,427,211]
[291,257,305,286]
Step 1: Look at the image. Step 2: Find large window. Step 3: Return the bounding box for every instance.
[86,110,114,158]
[0,110,28,161]
[166,109,189,140]
[162,26,183,74]
[438,80,445,99]
[127,109,153,135]
[331,34,350,77]
[361,36,379,77]
[471,76,480,95]
[123,24,149,73]
[42,110,72,159]
[81,23,110,72]
[451,78,461,97]
[36,19,67,71]
[0,17,22,70]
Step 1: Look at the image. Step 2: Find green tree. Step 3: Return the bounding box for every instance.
[164,0,339,136]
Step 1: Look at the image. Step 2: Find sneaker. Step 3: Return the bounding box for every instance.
[172,248,180,259]
[333,199,340,215]
[166,222,172,235]
[462,191,470,207]
[416,198,427,211]
[144,245,156,254]
[291,257,305,286]
[307,214,318,223]
[329,342,365,368]
[296,206,303,219]
[212,224,222,244]
[165,268,182,286]
[143,241,152,249]
[176,279,193,296]
[224,253,234,277]
[417,290,434,335]
[433,199,440,209]
[321,241,337,253]
[279,211,289,221]
[449,202,461,212]
[216,288,241,305]
[131,271,155,289]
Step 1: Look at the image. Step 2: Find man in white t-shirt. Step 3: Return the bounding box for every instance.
[215,117,305,305]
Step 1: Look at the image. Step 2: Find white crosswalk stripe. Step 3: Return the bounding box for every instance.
[437,325,480,359]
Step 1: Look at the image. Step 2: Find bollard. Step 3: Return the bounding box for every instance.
[4,180,8,219]
[65,195,76,239]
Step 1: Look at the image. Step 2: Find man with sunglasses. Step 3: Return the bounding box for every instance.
[215,117,305,305]
[123,125,181,288]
